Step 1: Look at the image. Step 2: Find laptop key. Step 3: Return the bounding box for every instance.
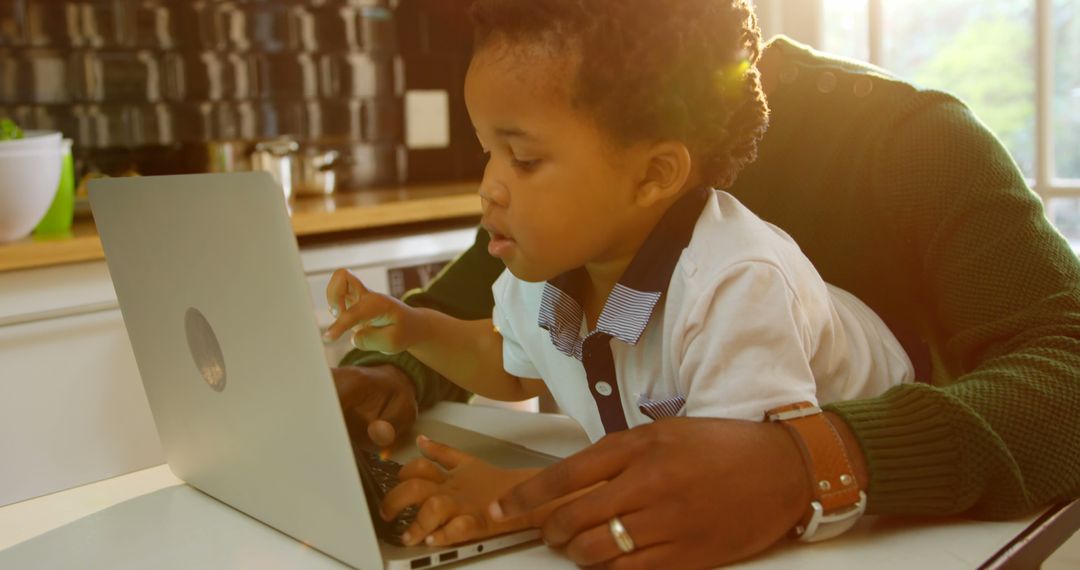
[357,450,421,546]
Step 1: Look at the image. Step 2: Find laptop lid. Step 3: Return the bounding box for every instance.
[89,172,382,569]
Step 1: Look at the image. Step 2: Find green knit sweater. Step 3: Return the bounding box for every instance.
[341,37,1080,520]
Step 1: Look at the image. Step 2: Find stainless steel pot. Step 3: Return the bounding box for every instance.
[250,137,299,199]
[294,148,341,196]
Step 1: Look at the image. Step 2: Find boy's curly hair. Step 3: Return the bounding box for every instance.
[469,0,769,189]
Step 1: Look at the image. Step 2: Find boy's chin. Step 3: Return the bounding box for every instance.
[504,261,557,284]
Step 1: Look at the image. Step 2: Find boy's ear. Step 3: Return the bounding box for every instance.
[635,141,693,207]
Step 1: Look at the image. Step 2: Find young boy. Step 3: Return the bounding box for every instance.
[322,0,913,549]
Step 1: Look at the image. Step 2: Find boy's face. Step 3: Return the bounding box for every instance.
[465,42,649,283]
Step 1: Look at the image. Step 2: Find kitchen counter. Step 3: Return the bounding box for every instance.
[0,181,481,273]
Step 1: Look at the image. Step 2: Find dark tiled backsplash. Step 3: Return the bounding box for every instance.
[0,0,420,188]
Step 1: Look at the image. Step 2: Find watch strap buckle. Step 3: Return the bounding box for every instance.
[796,491,867,542]
[766,401,866,542]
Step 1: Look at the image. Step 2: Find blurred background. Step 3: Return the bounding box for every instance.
[1,0,1077,245]
[0,0,482,193]
[756,0,1080,249]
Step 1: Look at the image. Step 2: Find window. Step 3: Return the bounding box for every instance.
[820,0,1080,248]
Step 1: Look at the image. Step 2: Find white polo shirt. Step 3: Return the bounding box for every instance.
[492,188,914,443]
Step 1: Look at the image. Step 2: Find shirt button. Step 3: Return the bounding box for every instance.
[817,71,837,94]
[779,63,800,84]
[594,381,613,397]
[853,77,874,98]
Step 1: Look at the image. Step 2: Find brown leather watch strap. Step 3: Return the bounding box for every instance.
[767,402,861,512]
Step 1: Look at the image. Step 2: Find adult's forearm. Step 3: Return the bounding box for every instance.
[850,99,1080,519]
[826,341,1080,520]
[337,349,471,408]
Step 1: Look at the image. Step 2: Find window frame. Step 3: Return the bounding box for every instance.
[858,0,1080,201]
[768,0,1080,202]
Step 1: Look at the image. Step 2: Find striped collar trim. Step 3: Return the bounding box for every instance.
[538,187,710,360]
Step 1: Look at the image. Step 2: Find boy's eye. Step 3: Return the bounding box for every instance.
[511,157,541,172]
[477,147,540,172]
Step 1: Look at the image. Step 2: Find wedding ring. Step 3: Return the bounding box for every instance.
[608,516,636,554]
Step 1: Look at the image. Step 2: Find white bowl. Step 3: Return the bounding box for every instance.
[0,131,63,154]
[0,147,63,242]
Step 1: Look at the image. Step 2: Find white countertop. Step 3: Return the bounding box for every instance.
[0,402,1047,569]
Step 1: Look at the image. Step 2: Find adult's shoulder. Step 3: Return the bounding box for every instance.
[764,35,970,127]
[760,37,1025,218]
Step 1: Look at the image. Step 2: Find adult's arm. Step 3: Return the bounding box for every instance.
[826,95,1080,519]
[338,228,500,408]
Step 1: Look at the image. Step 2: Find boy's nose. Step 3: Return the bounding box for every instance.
[478,177,509,208]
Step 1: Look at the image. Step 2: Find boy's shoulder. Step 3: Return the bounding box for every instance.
[674,190,832,306]
[683,190,805,275]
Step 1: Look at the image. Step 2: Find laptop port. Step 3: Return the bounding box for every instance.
[439,551,459,563]
[410,556,432,569]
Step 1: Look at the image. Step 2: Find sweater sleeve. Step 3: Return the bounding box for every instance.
[825,96,1080,519]
[338,227,503,409]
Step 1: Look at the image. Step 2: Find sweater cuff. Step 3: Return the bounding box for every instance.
[337,348,470,409]
[824,384,965,515]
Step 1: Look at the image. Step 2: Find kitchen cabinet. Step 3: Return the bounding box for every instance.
[0,225,476,507]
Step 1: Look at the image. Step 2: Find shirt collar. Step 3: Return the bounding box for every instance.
[538,187,710,359]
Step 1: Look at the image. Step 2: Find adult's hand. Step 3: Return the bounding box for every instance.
[331,365,418,449]
[489,417,830,569]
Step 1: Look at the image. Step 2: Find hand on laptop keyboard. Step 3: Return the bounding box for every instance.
[378,436,542,548]
[356,450,420,546]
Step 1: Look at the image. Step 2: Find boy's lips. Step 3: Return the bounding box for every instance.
[482,222,515,258]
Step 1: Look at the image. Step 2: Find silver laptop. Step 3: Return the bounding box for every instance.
[89,172,554,570]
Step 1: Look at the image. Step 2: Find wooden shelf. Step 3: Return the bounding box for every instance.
[0,181,481,274]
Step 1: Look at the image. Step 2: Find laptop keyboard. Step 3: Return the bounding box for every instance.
[357,450,420,546]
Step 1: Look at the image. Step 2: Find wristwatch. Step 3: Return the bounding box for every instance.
[766,401,866,542]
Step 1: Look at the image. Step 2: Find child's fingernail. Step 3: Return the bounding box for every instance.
[402,532,412,544]
[417,434,430,444]
[329,305,340,318]
[425,535,435,546]
[488,501,504,521]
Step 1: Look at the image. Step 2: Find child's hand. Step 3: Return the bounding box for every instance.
[323,268,426,354]
[381,436,539,547]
